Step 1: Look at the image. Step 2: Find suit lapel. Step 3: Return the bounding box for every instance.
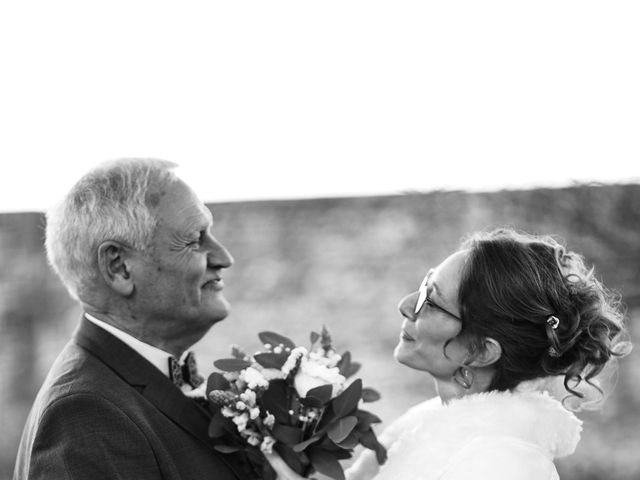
[73,316,217,451]
[73,316,255,478]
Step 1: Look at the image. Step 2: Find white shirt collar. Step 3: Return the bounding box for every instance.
[85,313,174,378]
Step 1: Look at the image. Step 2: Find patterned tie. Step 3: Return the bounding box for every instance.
[168,352,204,389]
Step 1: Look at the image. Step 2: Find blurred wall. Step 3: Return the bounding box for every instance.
[1,184,639,480]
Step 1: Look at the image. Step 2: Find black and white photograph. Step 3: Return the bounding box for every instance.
[1,2,638,479]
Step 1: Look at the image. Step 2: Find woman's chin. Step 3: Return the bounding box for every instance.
[393,342,410,364]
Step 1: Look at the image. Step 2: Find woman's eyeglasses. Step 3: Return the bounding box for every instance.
[414,270,462,320]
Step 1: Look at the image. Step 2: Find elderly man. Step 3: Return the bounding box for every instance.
[14,159,256,479]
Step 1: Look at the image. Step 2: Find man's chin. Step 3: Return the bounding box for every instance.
[204,299,232,324]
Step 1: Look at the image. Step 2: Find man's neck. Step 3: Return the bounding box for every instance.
[83,308,189,358]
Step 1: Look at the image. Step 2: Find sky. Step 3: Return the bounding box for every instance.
[1,1,639,213]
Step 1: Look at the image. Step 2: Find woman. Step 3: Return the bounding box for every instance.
[269,228,630,479]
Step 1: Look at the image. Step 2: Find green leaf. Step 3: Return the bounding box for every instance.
[299,395,324,409]
[320,326,333,350]
[361,388,381,402]
[208,411,229,438]
[310,331,320,345]
[343,362,361,378]
[300,383,333,408]
[327,415,358,443]
[258,331,296,350]
[305,384,333,403]
[206,372,230,395]
[331,379,362,419]
[254,352,288,369]
[292,434,322,452]
[334,449,354,460]
[213,358,252,372]
[354,409,382,431]
[308,447,345,480]
[274,443,310,476]
[260,379,291,421]
[230,345,247,360]
[337,352,361,378]
[272,423,303,446]
[336,351,351,376]
[359,428,388,465]
[336,431,359,450]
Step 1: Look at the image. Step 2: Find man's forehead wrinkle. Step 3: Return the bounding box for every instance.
[181,205,213,232]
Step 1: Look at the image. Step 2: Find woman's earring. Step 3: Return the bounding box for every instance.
[453,366,474,389]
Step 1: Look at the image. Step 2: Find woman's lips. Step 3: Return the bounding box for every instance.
[401,329,415,341]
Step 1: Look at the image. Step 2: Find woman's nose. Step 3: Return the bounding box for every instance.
[398,292,419,322]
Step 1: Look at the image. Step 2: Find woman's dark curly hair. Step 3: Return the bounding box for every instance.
[457,228,629,401]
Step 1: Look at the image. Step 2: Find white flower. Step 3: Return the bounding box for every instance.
[249,407,260,420]
[281,347,308,376]
[240,367,269,390]
[223,371,240,382]
[309,349,342,368]
[294,356,346,399]
[240,389,257,406]
[183,383,207,399]
[236,401,247,410]
[247,435,261,446]
[221,406,236,418]
[264,413,275,428]
[232,412,249,432]
[260,435,276,454]
[261,368,286,381]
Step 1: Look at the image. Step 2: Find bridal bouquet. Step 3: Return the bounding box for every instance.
[204,327,387,480]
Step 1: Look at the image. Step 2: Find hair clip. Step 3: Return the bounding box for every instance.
[546,315,560,330]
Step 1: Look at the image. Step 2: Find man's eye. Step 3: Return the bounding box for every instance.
[425,298,438,309]
[188,231,206,247]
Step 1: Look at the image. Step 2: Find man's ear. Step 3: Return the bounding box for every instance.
[468,337,502,368]
[97,241,134,297]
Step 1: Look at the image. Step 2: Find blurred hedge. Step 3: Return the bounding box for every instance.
[1,184,638,480]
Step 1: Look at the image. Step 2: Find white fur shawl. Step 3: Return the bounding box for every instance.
[348,389,583,480]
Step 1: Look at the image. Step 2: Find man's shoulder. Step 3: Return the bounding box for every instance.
[33,339,142,418]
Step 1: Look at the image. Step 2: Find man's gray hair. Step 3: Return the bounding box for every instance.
[45,158,179,301]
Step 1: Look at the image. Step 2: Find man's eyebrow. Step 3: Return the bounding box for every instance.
[182,211,213,235]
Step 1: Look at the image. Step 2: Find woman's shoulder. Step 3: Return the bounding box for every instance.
[444,389,582,457]
[378,397,443,442]
[441,435,559,480]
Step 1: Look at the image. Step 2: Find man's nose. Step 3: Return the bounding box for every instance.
[207,238,234,269]
[398,292,419,322]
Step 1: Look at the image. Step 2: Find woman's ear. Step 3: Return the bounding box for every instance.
[468,337,502,368]
[97,241,134,297]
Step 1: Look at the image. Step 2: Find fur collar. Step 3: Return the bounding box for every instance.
[445,391,582,458]
[419,388,583,458]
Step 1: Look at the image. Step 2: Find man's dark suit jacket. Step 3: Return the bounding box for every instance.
[14,316,256,479]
